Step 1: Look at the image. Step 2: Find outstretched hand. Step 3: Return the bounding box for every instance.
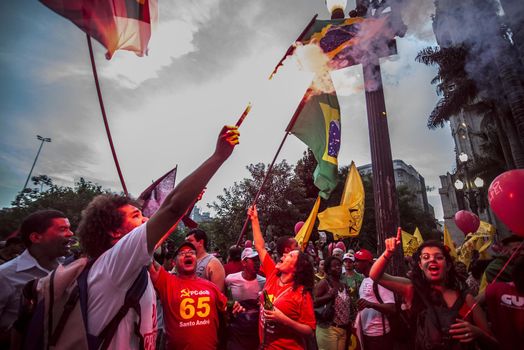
[215,125,240,159]
[385,227,401,257]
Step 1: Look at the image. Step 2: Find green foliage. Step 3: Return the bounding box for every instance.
[0,177,109,239]
[207,160,309,255]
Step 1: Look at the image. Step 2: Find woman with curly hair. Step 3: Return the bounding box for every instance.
[248,205,315,350]
[314,255,351,350]
[370,230,498,350]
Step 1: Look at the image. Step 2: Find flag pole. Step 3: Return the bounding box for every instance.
[86,34,129,196]
[235,94,307,246]
[235,131,291,246]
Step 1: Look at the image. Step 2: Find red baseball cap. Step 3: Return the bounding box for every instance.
[354,249,373,261]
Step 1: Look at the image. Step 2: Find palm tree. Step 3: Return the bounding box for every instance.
[416,43,524,169]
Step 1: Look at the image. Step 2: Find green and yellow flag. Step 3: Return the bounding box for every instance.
[443,225,458,259]
[317,162,365,239]
[289,76,341,199]
[295,196,321,250]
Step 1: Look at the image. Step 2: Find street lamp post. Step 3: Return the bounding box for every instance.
[324,1,404,274]
[454,152,484,216]
[22,135,51,192]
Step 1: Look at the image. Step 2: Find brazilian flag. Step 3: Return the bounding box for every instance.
[288,76,340,199]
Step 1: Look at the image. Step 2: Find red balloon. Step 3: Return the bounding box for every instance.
[488,170,524,237]
[454,210,480,234]
[294,221,305,234]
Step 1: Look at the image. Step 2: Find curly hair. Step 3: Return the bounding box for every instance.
[410,240,462,296]
[324,255,342,277]
[76,194,135,259]
[293,251,315,292]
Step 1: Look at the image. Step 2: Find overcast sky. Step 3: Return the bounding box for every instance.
[0,0,455,220]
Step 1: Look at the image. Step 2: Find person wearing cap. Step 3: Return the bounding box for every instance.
[73,125,240,349]
[353,249,395,350]
[342,253,363,324]
[150,242,243,349]
[225,247,266,349]
[186,228,226,292]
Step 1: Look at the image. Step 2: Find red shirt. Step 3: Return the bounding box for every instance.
[485,282,524,349]
[153,267,227,350]
[258,254,316,350]
[224,260,243,276]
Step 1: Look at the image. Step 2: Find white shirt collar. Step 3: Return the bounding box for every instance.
[15,249,53,273]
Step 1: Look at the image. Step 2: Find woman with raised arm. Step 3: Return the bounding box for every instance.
[369,230,497,350]
[248,205,316,350]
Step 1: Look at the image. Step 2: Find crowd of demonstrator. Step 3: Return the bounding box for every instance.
[1,125,523,350]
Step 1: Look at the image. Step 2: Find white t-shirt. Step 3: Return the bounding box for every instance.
[358,277,395,336]
[225,272,265,301]
[87,224,157,350]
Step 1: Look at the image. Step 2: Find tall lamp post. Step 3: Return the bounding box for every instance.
[454,152,484,216]
[22,135,51,192]
[325,0,404,274]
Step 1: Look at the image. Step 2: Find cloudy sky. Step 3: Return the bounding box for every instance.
[0,0,455,220]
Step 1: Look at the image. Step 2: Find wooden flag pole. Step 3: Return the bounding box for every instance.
[235,95,306,246]
[235,131,291,246]
[86,34,129,196]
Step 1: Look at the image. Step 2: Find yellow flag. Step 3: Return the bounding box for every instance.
[443,225,458,259]
[295,196,321,250]
[317,162,365,240]
[402,230,420,257]
[413,227,423,244]
[457,221,495,268]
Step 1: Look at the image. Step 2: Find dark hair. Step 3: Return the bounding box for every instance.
[186,229,208,251]
[77,194,134,259]
[324,255,342,276]
[228,245,242,262]
[294,251,315,292]
[411,240,462,294]
[276,235,294,256]
[19,210,67,247]
[5,236,23,247]
[513,256,524,293]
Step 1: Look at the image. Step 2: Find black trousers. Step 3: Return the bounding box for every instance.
[362,332,393,350]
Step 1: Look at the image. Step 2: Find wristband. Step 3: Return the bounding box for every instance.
[383,254,391,261]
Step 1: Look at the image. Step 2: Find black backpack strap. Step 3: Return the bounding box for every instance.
[372,281,386,336]
[98,266,149,350]
[77,260,97,350]
[49,284,80,346]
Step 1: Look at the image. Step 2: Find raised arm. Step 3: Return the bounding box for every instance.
[146,126,239,253]
[248,205,267,262]
[369,228,413,299]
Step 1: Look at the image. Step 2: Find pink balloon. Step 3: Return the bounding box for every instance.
[294,221,305,234]
[488,170,524,237]
[335,241,346,252]
[454,210,480,235]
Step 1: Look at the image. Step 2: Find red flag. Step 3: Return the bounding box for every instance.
[138,166,177,218]
[39,0,158,59]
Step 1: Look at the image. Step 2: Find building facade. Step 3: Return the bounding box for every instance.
[358,159,435,218]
